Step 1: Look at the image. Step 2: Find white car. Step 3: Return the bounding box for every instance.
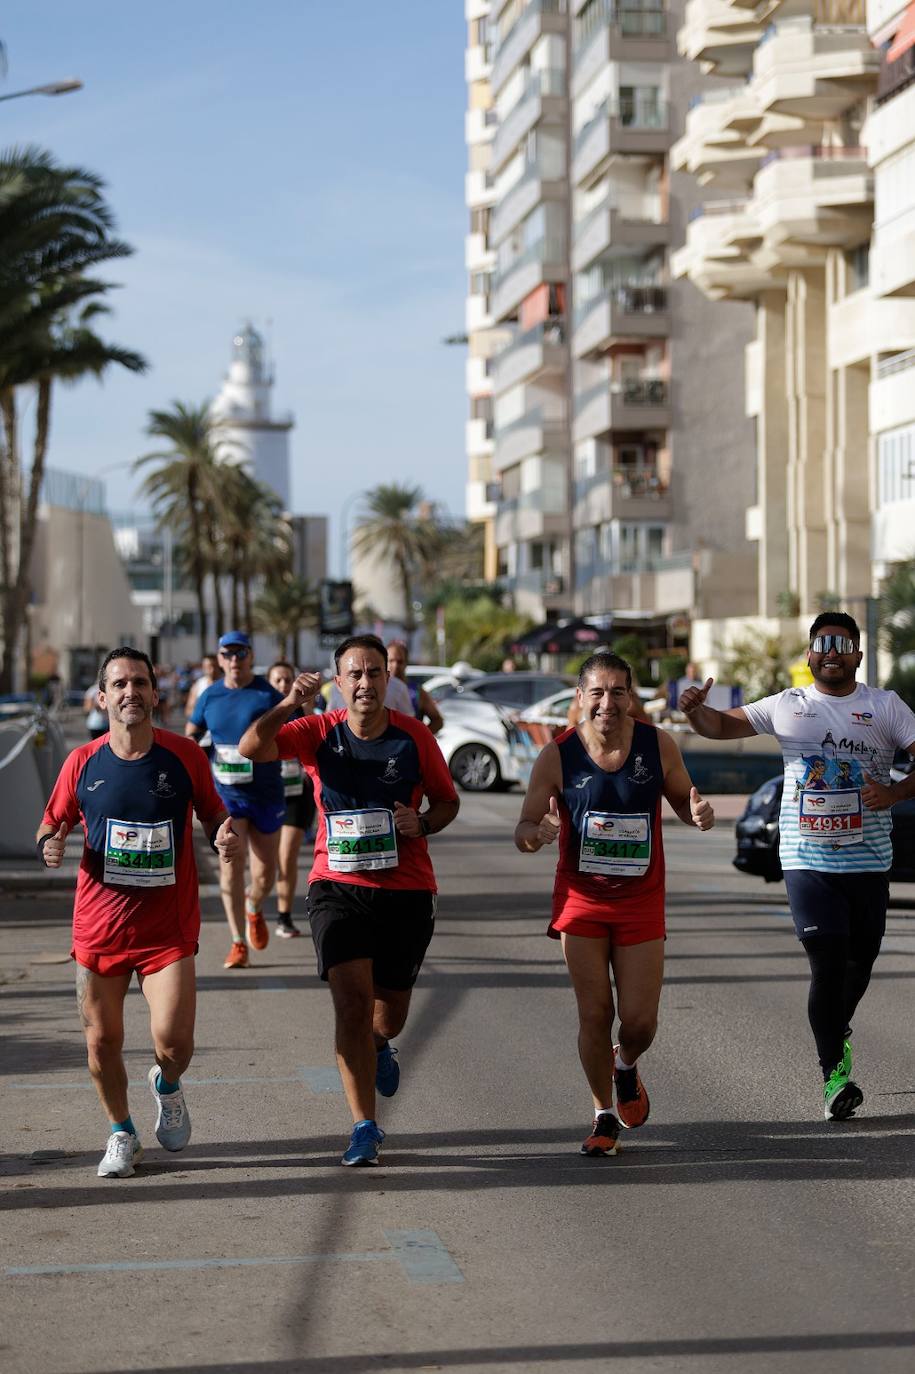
[434,694,536,792]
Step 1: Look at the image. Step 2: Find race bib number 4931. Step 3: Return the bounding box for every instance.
[579,812,651,877]
[798,789,863,845]
[104,818,176,887]
[325,809,398,872]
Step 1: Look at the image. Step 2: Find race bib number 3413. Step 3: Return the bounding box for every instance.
[104,818,176,887]
[579,811,651,877]
[326,809,398,872]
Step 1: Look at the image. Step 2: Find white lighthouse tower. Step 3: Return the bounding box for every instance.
[211,322,293,509]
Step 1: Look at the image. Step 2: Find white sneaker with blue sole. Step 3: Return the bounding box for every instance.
[148,1064,192,1150]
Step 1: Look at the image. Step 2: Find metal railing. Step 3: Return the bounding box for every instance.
[575,378,668,412]
[575,0,667,53]
[688,198,750,222]
[877,349,915,380]
[574,282,668,325]
[760,144,867,168]
[575,94,668,152]
[493,236,566,292]
[494,318,567,370]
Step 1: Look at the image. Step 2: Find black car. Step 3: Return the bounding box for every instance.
[734,773,915,883]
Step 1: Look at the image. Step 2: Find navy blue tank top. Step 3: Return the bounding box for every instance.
[554,719,665,912]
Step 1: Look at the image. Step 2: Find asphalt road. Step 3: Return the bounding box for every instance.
[1,790,914,1374]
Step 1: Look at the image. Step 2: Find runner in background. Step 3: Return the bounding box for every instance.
[267,660,317,938]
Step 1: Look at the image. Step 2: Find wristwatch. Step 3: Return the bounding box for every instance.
[418,814,432,837]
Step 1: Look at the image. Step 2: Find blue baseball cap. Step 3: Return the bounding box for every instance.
[218,630,251,651]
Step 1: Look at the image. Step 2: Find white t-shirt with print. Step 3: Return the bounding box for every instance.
[742,682,915,872]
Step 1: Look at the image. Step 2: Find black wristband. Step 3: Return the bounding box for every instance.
[208,825,221,854]
[36,834,53,863]
[419,814,432,837]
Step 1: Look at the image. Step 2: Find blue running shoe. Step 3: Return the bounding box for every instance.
[375,1042,400,1098]
[342,1119,384,1167]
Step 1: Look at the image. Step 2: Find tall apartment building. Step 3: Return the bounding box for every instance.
[672,0,915,663]
[463,0,757,642]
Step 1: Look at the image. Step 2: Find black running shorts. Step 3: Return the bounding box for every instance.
[783,869,889,942]
[306,880,436,988]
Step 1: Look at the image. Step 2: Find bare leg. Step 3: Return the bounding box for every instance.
[247,824,280,911]
[219,815,248,941]
[609,939,665,1065]
[140,955,196,1084]
[328,960,377,1123]
[76,964,132,1123]
[372,985,412,1048]
[276,824,304,912]
[561,933,615,1111]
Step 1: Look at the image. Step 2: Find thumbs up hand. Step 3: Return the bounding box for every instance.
[41,821,69,868]
[679,677,714,716]
[215,815,242,862]
[537,795,562,847]
[689,785,715,831]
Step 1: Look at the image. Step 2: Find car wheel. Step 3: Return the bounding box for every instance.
[450,743,501,792]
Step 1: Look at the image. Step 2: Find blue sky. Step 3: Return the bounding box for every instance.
[2,1,469,572]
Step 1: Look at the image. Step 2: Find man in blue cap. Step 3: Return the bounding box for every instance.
[186,632,285,967]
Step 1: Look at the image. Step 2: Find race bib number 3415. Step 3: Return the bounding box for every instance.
[104,818,176,887]
[326,809,398,872]
[579,812,651,877]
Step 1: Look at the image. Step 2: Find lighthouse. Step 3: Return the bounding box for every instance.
[210,322,293,509]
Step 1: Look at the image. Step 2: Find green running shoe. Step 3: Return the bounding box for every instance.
[840,1038,853,1078]
[824,1062,863,1122]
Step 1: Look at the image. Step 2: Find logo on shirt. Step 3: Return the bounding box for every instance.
[851,712,873,725]
[331,744,346,757]
[382,757,401,783]
[630,754,652,784]
[149,771,176,799]
[86,780,105,792]
[572,776,591,790]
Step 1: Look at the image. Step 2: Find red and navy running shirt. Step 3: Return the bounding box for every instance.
[275,709,458,891]
[42,731,225,954]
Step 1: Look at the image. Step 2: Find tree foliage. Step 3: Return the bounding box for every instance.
[879,559,915,708]
[0,146,146,690]
[719,631,805,700]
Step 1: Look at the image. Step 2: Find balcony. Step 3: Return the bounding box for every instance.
[491,68,565,172]
[572,284,669,357]
[465,231,496,271]
[466,168,497,209]
[466,416,495,456]
[829,291,915,366]
[466,478,497,523]
[572,378,671,441]
[676,0,763,79]
[867,0,910,39]
[870,349,915,432]
[576,552,694,616]
[574,4,672,96]
[495,487,568,545]
[490,158,567,246]
[465,43,493,85]
[572,195,670,272]
[466,291,493,332]
[671,200,771,300]
[466,355,494,397]
[492,319,567,394]
[490,0,569,96]
[465,107,498,147]
[751,18,880,124]
[869,61,915,163]
[574,461,672,525]
[491,236,567,322]
[573,96,670,187]
[752,146,874,262]
[671,86,764,186]
[493,405,568,470]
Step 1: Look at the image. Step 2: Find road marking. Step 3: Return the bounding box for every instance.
[6,1228,463,1285]
[8,1069,342,1094]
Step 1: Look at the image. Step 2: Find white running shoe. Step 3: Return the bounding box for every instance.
[147,1064,192,1150]
[97,1131,144,1178]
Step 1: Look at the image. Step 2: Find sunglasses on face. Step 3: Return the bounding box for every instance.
[810,635,857,655]
[220,647,249,660]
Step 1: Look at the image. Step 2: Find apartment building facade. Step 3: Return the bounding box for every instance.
[463,0,756,643]
[672,0,915,664]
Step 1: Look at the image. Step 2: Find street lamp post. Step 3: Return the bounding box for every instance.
[0,79,83,103]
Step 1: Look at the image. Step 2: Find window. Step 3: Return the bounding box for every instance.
[846,244,869,292]
[878,423,915,507]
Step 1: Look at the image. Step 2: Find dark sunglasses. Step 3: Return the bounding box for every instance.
[220,646,249,659]
[810,635,857,655]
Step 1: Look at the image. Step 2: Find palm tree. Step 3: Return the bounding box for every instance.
[135,402,225,656]
[0,147,146,690]
[253,576,319,663]
[352,483,439,634]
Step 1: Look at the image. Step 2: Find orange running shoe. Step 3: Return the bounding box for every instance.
[246,910,269,950]
[580,1111,621,1157]
[614,1046,650,1129]
[223,940,249,969]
